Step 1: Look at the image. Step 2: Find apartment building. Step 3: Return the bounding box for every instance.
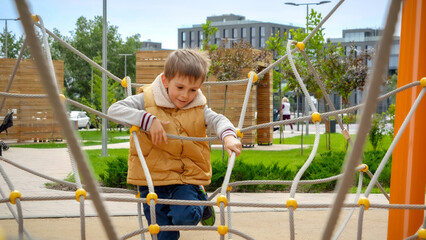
[177,14,301,49]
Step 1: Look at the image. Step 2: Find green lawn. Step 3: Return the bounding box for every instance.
[10,129,130,148]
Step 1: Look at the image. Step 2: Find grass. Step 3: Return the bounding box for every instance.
[274,133,393,153]
[10,129,130,148]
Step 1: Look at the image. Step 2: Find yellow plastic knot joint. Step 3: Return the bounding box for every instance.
[148,224,160,235]
[121,77,128,88]
[358,197,370,210]
[420,77,426,87]
[75,188,87,202]
[59,94,66,103]
[286,198,297,210]
[418,228,426,239]
[129,126,140,133]
[226,185,233,192]
[147,192,158,205]
[248,71,258,83]
[217,225,229,235]
[9,190,21,204]
[217,195,228,207]
[359,164,369,172]
[236,128,244,139]
[311,112,321,123]
[296,42,305,51]
[31,15,39,22]
[135,191,140,198]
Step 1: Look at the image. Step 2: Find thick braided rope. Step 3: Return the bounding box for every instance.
[0,187,32,239]
[0,38,28,113]
[0,156,136,194]
[364,87,426,198]
[321,0,402,238]
[332,171,364,240]
[14,2,119,239]
[365,170,390,201]
[301,50,350,142]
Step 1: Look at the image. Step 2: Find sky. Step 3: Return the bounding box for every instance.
[1,0,400,50]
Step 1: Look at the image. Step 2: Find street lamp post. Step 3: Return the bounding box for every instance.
[284,1,330,33]
[0,18,20,58]
[118,53,133,77]
[284,1,330,135]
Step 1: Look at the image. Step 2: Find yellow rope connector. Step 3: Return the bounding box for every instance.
[420,77,426,87]
[31,15,39,22]
[358,164,369,172]
[286,198,297,210]
[226,186,233,192]
[148,224,160,235]
[75,188,87,202]
[9,190,21,204]
[129,126,140,133]
[311,112,321,123]
[147,192,158,205]
[358,197,370,210]
[418,228,426,239]
[296,42,305,51]
[217,195,228,208]
[217,225,229,235]
[248,71,258,83]
[121,77,128,88]
[135,191,140,198]
[59,94,66,103]
[236,128,244,139]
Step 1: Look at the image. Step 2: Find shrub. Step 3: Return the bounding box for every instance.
[302,151,346,192]
[208,158,294,192]
[99,156,133,189]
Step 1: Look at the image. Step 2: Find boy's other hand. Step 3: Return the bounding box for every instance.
[149,118,169,145]
[223,135,242,157]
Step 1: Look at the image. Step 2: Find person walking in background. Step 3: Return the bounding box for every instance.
[281,97,294,133]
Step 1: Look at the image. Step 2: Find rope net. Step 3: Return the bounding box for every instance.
[1,0,425,239]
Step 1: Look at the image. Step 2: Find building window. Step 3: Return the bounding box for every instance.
[232,28,238,39]
[223,29,230,48]
[259,26,265,48]
[391,43,399,54]
[215,31,221,45]
[181,32,186,48]
[389,55,399,69]
[241,28,247,40]
[272,27,275,36]
[190,31,195,48]
[198,31,203,48]
[250,27,256,47]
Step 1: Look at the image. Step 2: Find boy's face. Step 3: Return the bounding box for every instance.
[161,74,202,109]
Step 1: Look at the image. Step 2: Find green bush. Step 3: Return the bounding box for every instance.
[208,158,295,192]
[301,151,346,192]
[359,150,391,187]
[99,156,133,189]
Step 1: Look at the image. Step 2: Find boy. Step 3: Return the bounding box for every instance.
[108,49,242,239]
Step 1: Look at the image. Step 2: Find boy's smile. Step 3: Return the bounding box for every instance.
[161,74,202,109]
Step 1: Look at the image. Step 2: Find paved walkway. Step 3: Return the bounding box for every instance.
[0,124,396,239]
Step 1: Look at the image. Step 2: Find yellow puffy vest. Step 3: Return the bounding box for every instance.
[127,84,211,186]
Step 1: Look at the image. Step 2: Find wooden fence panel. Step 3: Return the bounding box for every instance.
[0,58,64,142]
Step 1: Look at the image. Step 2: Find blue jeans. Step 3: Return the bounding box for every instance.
[138,184,207,240]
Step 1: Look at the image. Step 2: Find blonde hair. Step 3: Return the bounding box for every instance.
[282,97,289,103]
[164,49,210,83]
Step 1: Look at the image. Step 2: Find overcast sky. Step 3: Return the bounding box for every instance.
[2,0,400,50]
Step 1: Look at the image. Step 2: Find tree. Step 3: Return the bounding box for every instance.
[321,43,371,108]
[201,20,218,50]
[0,30,31,59]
